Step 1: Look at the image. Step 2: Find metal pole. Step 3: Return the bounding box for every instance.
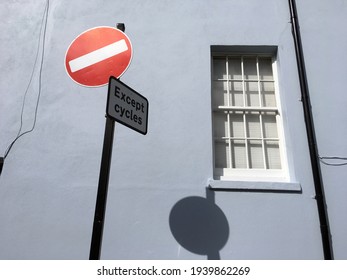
[288,0,333,259]
[89,23,125,260]
[89,116,115,260]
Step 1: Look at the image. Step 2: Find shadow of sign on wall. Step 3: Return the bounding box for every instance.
[169,189,229,259]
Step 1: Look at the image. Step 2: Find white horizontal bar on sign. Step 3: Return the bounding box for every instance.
[69,39,128,73]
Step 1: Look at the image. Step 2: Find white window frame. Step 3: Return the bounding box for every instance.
[210,47,298,190]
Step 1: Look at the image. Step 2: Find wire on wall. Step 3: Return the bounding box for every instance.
[3,0,49,160]
[319,156,347,167]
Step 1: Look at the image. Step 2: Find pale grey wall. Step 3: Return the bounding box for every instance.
[296,0,347,259]
[0,0,345,259]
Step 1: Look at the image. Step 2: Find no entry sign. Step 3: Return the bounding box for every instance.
[65,26,133,87]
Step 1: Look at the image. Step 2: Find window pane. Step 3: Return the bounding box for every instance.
[243,57,257,80]
[230,81,244,106]
[262,113,278,138]
[231,140,246,168]
[261,81,276,107]
[213,113,228,138]
[245,81,259,107]
[212,81,228,107]
[228,57,242,80]
[246,113,261,138]
[248,140,264,168]
[215,141,230,168]
[230,114,244,138]
[213,58,227,80]
[258,57,273,80]
[265,140,281,169]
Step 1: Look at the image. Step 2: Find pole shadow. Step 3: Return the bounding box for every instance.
[169,188,229,259]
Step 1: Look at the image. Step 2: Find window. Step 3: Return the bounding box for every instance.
[211,50,288,182]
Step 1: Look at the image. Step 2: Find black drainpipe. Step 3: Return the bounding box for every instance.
[288,0,333,259]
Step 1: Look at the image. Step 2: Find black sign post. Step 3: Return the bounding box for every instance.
[89,23,125,260]
[89,115,115,260]
[89,77,148,260]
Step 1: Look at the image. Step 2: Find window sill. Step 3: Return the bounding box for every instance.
[208,179,301,193]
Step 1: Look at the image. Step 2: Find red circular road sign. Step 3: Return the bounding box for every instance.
[65,26,133,87]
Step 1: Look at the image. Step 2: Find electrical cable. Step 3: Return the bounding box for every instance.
[319,156,347,167]
[3,0,49,160]
[320,156,347,160]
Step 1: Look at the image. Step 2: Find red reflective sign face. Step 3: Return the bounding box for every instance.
[65,26,132,87]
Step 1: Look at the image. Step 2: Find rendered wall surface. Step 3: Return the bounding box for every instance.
[0,0,345,259]
[295,0,347,260]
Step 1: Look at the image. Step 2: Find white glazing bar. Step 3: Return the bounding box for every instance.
[225,56,233,169]
[241,56,246,107]
[229,136,279,141]
[227,113,232,169]
[256,56,263,108]
[226,56,230,107]
[243,113,250,169]
[259,113,267,169]
[256,57,266,169]
[216,106,278,112]
[276,113,284,170]
[241,56,249,169]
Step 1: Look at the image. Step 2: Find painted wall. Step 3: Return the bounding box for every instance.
[296,0,347,259]
[0,0,345,259]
